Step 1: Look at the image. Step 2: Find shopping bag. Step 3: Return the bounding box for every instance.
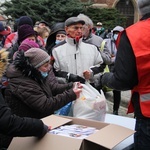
[73,82,107,121]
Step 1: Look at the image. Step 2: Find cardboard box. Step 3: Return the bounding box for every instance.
[8,115,135,150]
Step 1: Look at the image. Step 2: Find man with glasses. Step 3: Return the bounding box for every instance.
[52,17,103,85]
[77,14,111,66]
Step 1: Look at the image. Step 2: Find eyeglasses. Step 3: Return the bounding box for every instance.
[70,26,83,31]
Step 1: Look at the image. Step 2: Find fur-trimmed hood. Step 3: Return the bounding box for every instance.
[7,51,45,84]
[0,49,9,79]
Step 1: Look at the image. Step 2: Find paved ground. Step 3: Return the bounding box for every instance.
[105,91,134,118]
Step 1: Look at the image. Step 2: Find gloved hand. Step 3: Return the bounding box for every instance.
[67,73,85,84]
[94,73,103,91]
[38,124,51,139]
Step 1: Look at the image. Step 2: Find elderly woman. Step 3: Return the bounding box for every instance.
[5,48,82,119]
[0,49,49,149]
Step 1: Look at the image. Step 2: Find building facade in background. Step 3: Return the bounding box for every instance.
[82,0,138,27]
[1,0,138,27]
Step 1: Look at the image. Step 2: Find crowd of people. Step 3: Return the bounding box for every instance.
[0,0,149,149]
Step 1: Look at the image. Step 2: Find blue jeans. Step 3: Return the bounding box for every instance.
[134,118,150,150]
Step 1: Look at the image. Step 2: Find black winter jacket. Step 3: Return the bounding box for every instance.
[0,91,47,148]
[0,91,45,136]
[5,52,75,119]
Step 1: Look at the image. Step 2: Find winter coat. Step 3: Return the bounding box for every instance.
[5,52,76,119]
[7,42,19,61]
[0,91,47,148]
[83,32,111,65]
[0,91,45,136]
[0,49,48,148]
[46,22,65,55]
[103,38,117,72]
[52,36,103,83]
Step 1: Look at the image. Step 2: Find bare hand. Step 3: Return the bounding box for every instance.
[83,70,91,80]
[73,88,82,99]
[73,82,83,88]
[73,82,83,98]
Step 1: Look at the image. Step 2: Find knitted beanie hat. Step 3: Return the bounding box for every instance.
[18,38,39,51]
[137,0,150,16]
[18,16,33,27]
[18,24,36,43]
[24,48,50,68]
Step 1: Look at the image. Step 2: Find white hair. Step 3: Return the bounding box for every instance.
[77,13,93,28]
[137,0,150,16]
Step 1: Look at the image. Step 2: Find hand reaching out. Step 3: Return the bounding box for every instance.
[73,82,83,98]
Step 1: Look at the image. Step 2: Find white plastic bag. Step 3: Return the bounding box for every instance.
[73,82,107,121]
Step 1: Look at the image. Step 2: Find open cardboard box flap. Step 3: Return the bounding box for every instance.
[63,115,135,149]
[8,115,135,150]
[41,115,72,129]
[85,124,135,149]
[8,134,83,150]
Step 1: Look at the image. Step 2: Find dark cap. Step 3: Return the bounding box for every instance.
[65,17,85,27]
[39,20,50,27]
[18,16,33,27]
[18,24,36,43]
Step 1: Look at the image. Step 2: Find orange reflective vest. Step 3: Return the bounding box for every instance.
[126,19,150,117]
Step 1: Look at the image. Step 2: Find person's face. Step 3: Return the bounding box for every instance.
[65,23,83,38]
[38,61,50,73]
[56,33,66,41]
[113,31,120,41]
[82,24,90,38]
[96,25,102,30]
[43,31,49,39]
[38,23,46,28]
[27,35,36,42]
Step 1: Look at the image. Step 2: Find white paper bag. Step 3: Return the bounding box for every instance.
[73,82,107,121]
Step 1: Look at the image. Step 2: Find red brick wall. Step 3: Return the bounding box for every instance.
[106,0,116,7]
[93,0,106,3]
[81,0,116,8]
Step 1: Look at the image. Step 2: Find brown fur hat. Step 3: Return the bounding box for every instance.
[0,49,9,79]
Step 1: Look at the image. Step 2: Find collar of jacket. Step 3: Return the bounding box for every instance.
[66,36,82,46]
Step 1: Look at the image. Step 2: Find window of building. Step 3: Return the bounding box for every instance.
[116,0,134,27]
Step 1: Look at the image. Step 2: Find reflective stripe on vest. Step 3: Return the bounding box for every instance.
[140,93,150,102]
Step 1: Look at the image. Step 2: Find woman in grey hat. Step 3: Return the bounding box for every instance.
[0,49,50,149]
[5,48,82,119]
